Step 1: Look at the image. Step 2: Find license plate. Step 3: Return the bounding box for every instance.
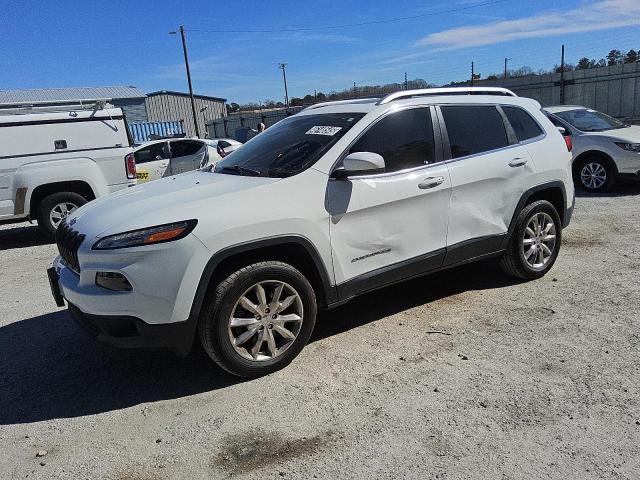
[47,267,65,307]
[136,171,149,182]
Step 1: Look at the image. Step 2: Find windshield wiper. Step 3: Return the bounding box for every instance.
[218,164,262,176]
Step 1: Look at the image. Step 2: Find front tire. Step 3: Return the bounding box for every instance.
[500,200,562,280]
[574,156,615,192]
[198,261,317,377]
[36,192,87,238]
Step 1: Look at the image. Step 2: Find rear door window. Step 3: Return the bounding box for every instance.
[171,140,204,158]
[349,107,435,172]
[546,114,572,135]
[134,142,169,163]
[503,106,543,142]
[441,105,509,158]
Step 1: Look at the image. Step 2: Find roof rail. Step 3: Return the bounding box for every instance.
[377,87,517,105]
[0,98,113,113]
[303,97,380,111]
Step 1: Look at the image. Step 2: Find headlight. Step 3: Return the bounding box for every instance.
[92,220,197,250]
[615,142,640,152]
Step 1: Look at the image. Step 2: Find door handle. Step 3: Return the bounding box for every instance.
[418,176,445,189]
[160,162,169,167]
[508,157,528,167]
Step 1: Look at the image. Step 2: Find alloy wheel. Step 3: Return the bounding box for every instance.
[228,280,304,361]
[49,202,78,229]
[580,162,607,190]
[522,212,557,269]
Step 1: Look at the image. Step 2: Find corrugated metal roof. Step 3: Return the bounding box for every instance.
[146,90,226,102]
[0,86,146,105]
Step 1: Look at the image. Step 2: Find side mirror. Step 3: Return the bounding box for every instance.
[333,152,385,179]
[556,126,567,136]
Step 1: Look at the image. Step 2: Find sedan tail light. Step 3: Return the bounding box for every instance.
[125,153,137,179]
[564,135,572,152]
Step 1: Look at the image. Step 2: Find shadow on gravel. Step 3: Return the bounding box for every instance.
[575,178,640,198]
[0,262,518,425]
[0,310,240,425]
[313,261,520,342]
[0,224,52,250]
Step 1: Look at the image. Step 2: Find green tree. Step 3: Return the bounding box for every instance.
[607,49,623,65]
[226,102,240,113]
[289,97,303,107]
[576,57,591,70]
[624,49,638,64]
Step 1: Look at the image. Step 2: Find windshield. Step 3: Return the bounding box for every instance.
[214,112,365,178]
[554,109,627,132]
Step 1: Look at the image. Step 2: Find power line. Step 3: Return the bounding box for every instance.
[186,0,508,34]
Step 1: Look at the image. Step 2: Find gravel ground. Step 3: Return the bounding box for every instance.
[1,183,639,480]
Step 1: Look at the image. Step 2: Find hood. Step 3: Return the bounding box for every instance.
[68,171,280,239]
[584,125,640,142]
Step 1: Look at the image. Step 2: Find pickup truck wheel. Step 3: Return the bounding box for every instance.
[500,200,562,280]
[198,261,317,378]
[37,192,87,238]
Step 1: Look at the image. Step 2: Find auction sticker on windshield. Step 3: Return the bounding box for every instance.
[306,126,342,136]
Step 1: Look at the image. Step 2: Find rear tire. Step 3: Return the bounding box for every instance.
[574,156,616,192]
[500,200,562,280]
[36,192,87,238]
[198,261,317,378]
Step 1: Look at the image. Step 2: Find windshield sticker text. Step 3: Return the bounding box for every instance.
[306,126,342,136]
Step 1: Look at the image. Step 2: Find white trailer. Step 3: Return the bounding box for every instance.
[0,100,136,236]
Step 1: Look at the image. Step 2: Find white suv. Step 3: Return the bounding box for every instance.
[48,88,574,377]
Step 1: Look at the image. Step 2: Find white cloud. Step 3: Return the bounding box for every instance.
[416,0,640,50]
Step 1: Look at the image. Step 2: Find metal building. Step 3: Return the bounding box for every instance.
[146,90,226,138]
[0,86,148,122]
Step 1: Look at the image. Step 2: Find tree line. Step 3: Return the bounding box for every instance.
[226,79,432,113]
[226,48,640,112]
[482,48,639,81]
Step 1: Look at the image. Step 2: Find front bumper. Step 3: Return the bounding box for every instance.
[614,149,640,175]
[67,302,196,356]
[53,233,210,325]
[50,232,212,356]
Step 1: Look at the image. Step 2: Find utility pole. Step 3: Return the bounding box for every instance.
[560,44,566,105]
[314,89,317,103]
[169,26,200,138]
[504,57,509,80]
[471,62,475,86]
[278,63,289,108]
[404,72,408,90]
[353,81,356,97]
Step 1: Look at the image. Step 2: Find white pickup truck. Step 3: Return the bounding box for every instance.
[0,102,136,237]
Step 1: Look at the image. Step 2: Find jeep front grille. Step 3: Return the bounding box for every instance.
[55,222,85,273]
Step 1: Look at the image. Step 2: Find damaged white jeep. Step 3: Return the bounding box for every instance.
[49,87,574,377]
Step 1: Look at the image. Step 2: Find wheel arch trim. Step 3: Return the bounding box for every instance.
[189,235,337,320]
[573,150,619,175]
[504,181,569,248]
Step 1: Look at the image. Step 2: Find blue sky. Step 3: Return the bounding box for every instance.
[2,0,639,104]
